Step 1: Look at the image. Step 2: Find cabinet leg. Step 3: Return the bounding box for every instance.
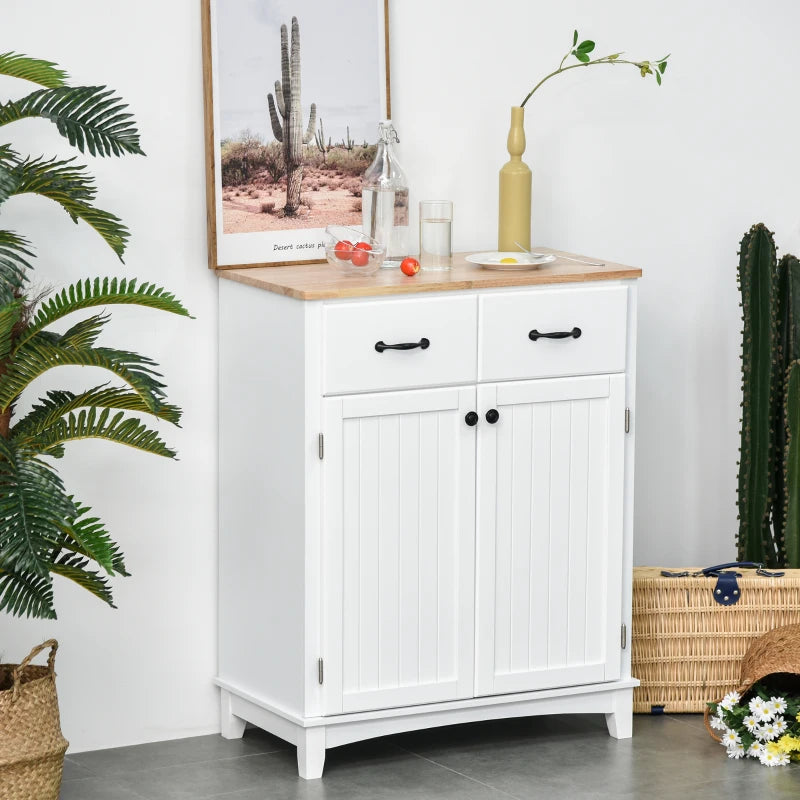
[220,690,247,740]
[605,689,633,739]
[297,727,326,780]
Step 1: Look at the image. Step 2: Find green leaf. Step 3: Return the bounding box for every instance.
[0,86,144,158]
[0,336,168,415]
[51,553,115,607]
[12,385,181,442]
[0,230,32,303]
[19,277,191,348]
[577,40,595,54]
[0,567,55,618]
[656,71,662,86]
[0,299,23,362]
[0,437,77,576]
[0,52,67,88]
[574,51,591,63]
[659,61,667,74]
[58,502,128,576]
[7,156,130,258]
[58,313,109,350]
[608,53,620,60]
[573,30,578,46]
[28,407,178,460]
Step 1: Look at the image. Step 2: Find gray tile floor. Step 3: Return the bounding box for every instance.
[60,714,800,799]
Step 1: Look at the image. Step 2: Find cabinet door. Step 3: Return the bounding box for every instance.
[475,374,625,696]
[323,386,476,714]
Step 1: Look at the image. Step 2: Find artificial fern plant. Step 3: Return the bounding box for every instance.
[0,52,191,619]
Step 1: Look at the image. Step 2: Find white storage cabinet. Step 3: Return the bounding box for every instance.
[218,271,639,779]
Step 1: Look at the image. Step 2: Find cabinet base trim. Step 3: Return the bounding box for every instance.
[217,678,638,777]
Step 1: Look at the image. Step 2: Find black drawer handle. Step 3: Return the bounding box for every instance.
[375,337,430,353]
[528,327,582,341]
[465,411,479,427]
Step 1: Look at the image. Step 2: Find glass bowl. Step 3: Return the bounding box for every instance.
[324,225,385,276]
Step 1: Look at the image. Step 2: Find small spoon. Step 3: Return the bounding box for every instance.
[514,242,605,267]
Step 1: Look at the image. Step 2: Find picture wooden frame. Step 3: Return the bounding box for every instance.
[201,0,392,270]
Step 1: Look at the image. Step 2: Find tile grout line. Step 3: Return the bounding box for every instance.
[396,745,524,800]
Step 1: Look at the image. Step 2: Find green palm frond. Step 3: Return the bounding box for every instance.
[0,567,55,618]
[58,502,128,576]
[0,146,20,204]
[0,437,76,576]
[0,86,144,157]
[0,231,32,303]
[9,156,129,258]
[12,385,181,442]
[0,52,67,88]
[59,312,109,349]
[19,277,191,346]
[0,336,167,413]
[51,553,115,607]
[0,299,23,361]
[28,407,177,459]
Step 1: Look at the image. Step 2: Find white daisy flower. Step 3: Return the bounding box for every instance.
[727,744,745,759]
[768,696,787,715]
[748,741,765,758]
[720,691,741,711]
[722,728,742,747]
[709,715,727,731]
[749,696,772,721]
[758,722,779,742]
[774,716,788,734]
[742,715,758,732]
[715,705,725,720]
[760,748,789,767]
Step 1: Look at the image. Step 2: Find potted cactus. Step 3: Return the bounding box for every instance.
[737,223,800,567]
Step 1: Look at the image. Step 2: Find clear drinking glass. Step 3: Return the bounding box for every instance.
[419,200,453,271]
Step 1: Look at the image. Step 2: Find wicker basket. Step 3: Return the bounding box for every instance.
[704,623,800,741]
[0,640,69,800]
[632,566,800,713]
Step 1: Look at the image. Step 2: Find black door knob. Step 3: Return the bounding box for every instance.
[485,409,500,424]
[465,411,479,427]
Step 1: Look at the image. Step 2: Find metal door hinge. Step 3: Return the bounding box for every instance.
[624,407,631,434]
[317,658,324,684]
[621,623,628,650]
[318,433,324,460]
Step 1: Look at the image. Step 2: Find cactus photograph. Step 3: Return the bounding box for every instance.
[204,0,390,266]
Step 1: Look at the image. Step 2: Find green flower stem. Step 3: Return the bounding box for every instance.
[520,55,668,108]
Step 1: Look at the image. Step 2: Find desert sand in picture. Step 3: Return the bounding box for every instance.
[220,137,375,234]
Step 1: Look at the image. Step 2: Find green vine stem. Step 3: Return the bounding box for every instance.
[520,30,669,108]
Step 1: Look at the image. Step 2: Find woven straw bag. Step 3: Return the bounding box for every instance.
[704,623,800,741]
[0,640,69,800]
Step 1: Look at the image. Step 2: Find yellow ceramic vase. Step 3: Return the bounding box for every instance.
[498,105,532,251]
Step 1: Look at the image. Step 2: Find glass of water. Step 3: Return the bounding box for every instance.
[419,200,453,270]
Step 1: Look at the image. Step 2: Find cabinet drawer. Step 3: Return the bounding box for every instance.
[479,286,628,382]
[323,296,477,395]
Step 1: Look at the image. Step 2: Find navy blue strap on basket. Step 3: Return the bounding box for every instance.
[660,561,785,606]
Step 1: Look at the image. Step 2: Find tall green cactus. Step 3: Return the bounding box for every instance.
[314,117,327,160]
[737,223,778,564]
[267,16,316,215]
[783,361,800,567]
[737,226,800,567]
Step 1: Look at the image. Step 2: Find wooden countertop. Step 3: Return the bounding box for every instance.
[216,248,642,300]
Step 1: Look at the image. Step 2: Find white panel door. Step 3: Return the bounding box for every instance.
[323,385,476,714]
[475,374,625,696]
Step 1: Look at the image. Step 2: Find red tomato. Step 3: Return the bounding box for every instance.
[354,241,372,252]
[351,248,370,267]
[334,240,353,260]
[400,257,420,276]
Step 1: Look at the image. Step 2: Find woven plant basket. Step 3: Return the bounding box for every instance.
[704,623,800,742]
[0,640,69,800]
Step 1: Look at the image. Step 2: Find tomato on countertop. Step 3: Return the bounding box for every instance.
[400,257,420,276]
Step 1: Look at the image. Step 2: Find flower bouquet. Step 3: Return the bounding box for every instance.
[708,685,800,766]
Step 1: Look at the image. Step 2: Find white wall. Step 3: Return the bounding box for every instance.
[2,0,799,751]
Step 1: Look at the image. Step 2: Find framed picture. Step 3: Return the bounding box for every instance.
[202,0,391,270]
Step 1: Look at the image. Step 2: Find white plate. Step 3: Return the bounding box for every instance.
[466,251,556,270]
